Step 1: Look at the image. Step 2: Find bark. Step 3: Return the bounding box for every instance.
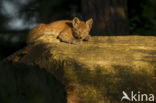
[81,0,129,35]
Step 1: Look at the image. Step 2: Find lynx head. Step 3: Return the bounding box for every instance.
[72,17,93,41]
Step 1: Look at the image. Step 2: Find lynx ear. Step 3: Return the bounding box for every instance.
[73,17,80,27]
[86,18,93,29]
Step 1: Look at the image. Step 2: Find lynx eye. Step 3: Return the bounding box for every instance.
[73,30,81,39]
[75,30,80,34]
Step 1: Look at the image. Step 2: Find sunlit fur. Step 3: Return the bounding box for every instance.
[27,17,93,44]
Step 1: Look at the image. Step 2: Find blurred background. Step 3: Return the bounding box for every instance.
[0,0,156,60]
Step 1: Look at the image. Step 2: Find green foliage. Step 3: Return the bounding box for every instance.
[129,0,156,35]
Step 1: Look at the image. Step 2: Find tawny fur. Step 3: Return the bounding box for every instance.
[27,17,93,44]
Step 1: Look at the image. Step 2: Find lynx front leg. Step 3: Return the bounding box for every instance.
[57,33,81,44]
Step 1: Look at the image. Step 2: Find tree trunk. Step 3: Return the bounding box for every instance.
[81,0,129,35]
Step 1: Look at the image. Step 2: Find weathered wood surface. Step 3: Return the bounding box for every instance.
[0,36,156,103]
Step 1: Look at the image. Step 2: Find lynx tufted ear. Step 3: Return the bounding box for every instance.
[72,17,80,28]
[86,18,93,29]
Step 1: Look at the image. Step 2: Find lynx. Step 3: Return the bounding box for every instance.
[27,17,93,44]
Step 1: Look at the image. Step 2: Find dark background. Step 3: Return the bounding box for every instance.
[0,0,156,60]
